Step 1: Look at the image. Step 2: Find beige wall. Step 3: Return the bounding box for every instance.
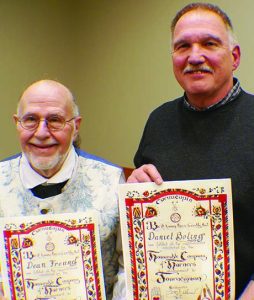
[0,0,253,167]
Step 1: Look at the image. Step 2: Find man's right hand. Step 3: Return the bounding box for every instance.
[239,280,254,299]
[127,164,163,185]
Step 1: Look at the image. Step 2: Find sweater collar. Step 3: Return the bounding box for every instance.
[183,77,241,111]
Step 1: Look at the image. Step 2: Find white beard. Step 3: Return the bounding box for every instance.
[26,152,64,172]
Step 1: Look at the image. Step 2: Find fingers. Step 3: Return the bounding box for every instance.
[239,280,254,299]
[127,164,163,185]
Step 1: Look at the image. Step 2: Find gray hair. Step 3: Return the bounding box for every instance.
[171,2,238,47]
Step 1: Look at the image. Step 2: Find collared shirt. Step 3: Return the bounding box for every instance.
[183,78,241,111]
[20,146,77,189]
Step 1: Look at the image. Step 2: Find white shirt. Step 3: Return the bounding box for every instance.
[20,146,77,189]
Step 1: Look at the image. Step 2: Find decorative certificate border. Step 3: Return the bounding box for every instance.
[0,212,105,300]
[119,179,234,300]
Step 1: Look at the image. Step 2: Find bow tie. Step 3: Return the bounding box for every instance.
[31,180,68,199]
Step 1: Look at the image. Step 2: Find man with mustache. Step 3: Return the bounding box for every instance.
[0,79,125,299]
[128,3,254,299]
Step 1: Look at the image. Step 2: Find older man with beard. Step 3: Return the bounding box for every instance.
[0,79,125,299]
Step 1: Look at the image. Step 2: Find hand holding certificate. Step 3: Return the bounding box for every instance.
[0,212,106,300]
[118,179,235,300]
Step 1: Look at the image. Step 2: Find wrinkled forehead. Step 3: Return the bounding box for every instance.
[18,82,73,115]
[172,9,229,43]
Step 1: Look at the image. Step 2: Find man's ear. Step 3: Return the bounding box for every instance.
[232,45,241,71]
[13,114,19,125]
[73,116,82,140]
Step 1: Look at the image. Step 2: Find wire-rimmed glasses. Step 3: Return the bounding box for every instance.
[17,114,76,131]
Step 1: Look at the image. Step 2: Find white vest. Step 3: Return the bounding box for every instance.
[0,151,123,298]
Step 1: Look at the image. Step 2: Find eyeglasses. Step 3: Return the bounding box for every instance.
[17,115,76,131]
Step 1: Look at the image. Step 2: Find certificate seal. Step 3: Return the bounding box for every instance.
[170,212,181,223]
[45,241,55,251]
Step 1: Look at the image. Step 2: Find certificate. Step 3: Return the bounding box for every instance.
[0,211,106,300]
[118,179,235,300]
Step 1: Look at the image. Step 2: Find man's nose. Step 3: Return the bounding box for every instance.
[187,45,206,65]
[34,120,51,137]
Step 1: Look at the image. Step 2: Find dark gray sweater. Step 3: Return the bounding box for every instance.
[135,89,254,297]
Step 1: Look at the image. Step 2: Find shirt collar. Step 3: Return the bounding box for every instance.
[20,146,78,189]
[183,78,241,111]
